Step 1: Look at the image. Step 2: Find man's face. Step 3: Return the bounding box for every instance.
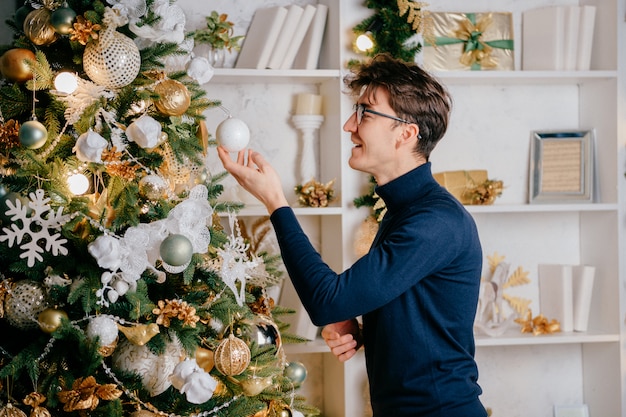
[343,88,408,184]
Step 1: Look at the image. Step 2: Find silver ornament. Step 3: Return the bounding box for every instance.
[139,174,168,200]
[19,119,47,149]
[284,361,307,384]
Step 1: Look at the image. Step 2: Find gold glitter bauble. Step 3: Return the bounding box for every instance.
[0,49,36,83]
[154,79,191,116]
[214,333,251,376]
[0,403,27,417]
[23,8,59,46]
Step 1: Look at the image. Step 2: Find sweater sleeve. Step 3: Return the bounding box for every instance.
[270,204,474,326]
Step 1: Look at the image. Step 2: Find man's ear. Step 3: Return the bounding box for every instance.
[397,123,420,144]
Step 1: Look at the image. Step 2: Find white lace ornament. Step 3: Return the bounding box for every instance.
[217,213,259,306]
[126,114,162,149]
[0,189,70,267]
[74,129,108,162]
[89,185,213,304]
[171,358,218,404]
[129,0,186,47]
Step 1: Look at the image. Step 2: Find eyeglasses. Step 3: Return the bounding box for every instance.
[353,103,412,126]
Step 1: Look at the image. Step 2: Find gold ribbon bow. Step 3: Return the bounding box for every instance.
[453,14,498,69]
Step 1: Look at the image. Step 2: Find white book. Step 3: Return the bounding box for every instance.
[562,6,581,71]
[278,278,319,340]
[522,6,565,70]
[571,265,595,332]
[576,5,597,70]
[235,6,288,70]
[538,264,574,332]
[293,4,329,70]
[280,4,317,69]
[266,5,304,69]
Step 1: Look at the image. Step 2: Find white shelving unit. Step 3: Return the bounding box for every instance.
[179,0,626,416]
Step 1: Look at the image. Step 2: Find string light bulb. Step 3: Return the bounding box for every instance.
[67,173,89,195]
[54,72,78,94]
[355,31,375,53]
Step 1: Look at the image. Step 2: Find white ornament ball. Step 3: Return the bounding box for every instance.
[111,337,183,396]
[86,315,119,346]
[216,117,250,152]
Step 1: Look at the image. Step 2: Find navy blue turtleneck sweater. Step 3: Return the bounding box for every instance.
[270,162,486,417]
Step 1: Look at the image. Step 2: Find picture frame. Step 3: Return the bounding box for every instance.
[529,129,595,204]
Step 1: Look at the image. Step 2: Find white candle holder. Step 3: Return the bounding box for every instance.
[292,114,324,184]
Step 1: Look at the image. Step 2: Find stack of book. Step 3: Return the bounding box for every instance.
[235,4,328,70]
[522,5,596,71]
[538,264,596,332]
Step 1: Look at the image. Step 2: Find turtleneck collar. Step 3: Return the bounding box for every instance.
[374,162,437,214]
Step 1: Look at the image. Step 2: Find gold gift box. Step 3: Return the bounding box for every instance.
[423,12,514,71]
[434,170,488,204]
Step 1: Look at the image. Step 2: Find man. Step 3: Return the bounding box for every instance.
[218,53,487,417]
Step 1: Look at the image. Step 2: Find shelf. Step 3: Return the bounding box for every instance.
[284,338,329,354]
[434,70,618,85]
[465,203,618,214]
[475,329,620,347]
[211,69,617,85]
[222,205,343,217]
[282,329,621,354]
[212,68,341,84]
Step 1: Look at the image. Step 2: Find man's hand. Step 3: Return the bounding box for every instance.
[321,319,363,362]
[217,146,289,214]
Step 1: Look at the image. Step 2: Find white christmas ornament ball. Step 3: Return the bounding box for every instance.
[112,337,183,396]
[86,315,119,346]
[216,117,250,152]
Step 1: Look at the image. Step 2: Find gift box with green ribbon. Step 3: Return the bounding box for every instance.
[424,12,514,71]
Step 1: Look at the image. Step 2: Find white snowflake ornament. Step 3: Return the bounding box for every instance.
[0,189,70,267]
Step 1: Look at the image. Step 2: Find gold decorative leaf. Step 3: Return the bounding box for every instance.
[95,384,122,401]
[502,294,531,315]
[503,266,530,288]
[487,252,506,273]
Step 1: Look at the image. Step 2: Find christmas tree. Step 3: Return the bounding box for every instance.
[0,1,316,416]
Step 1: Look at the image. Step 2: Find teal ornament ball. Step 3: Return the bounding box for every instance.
[51,6,77,35]
[14,5,33,29]
[284,361,307,384]
[19,119,48,149]
[160,234,193,266]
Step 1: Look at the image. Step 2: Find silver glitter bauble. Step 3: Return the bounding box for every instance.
[4,280,48,330]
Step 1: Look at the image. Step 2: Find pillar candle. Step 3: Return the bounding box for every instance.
[295,93,323,115]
